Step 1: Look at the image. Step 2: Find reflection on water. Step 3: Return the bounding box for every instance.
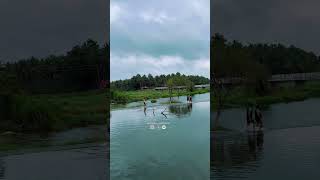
[112,93,209,110]
[0,159,4,179]
[111,93,210,180]
[0,144,108,180]
[211,98,320,180]
[168,103,193,117]
[0,126,108,180]
[211,131,264,179]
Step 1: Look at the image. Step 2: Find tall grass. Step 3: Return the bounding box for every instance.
[0,94,61,132]
[0,90,109,133]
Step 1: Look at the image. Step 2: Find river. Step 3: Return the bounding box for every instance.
[211,98,320,180]
[4,93,316,179]
[0,126,109,180]
[110,93,210,180]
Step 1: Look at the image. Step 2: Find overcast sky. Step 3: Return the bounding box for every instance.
[0,0,108,62]
[2,0,320,77]
[212,0,320,55]
[110,0,210,81]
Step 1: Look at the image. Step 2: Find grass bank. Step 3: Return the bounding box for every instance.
[111,88,210,104]
[0,90,109,133]
[211,81,320,110]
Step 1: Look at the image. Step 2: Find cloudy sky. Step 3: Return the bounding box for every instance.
[110,0,210,81]
[0,0,108,62]
[212,0,320,55]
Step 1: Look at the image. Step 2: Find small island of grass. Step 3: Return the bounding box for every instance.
[110,73,210,104]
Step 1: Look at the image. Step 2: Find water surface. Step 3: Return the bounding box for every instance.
[211,98,320,180]
[111,93,210,180]
[0,126,108,180]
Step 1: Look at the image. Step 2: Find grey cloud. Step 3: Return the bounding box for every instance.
[111,0,210,60]
[211,0,320,54]
[0,0,109,62]
[110,0,210,80]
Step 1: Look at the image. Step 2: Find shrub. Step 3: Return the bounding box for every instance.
[0,95,61,132]
[110,90,128,103]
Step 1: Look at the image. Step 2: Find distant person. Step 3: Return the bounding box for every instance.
[143,98,147,106]
[246,106,250,127]
[255,105,263,129]
[187,95,190,103]
[246,106,254,128]
[143,98,147,116]
[189,95,192,103]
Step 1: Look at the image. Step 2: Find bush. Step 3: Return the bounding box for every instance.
[110,90,128,103]
[0,94,13,121]
[0,95,61,132]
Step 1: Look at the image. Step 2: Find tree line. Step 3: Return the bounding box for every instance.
[111,73,210,91]
[0,39,109,94]
[211,33,320,79]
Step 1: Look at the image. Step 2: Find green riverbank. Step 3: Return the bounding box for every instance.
[1,88,208,133]
[211,81,320,110]
[0,90,109,133]
[111,88,210,104]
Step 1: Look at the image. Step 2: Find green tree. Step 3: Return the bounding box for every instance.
[166,78,175,102]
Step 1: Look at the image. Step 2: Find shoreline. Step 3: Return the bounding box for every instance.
[211,82,320,110]
[0,90,109,134]
[111,88,210,104]
[111,90,210,110]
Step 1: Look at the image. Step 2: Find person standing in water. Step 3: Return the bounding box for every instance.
[143,98,147,106]
[246,106,250,127]
[255,105,263,129]
[246,105,254,128]
[143,98,147,116]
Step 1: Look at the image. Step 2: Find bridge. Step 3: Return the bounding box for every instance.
[215,72,320,85]
[154,84,210,91]
[269,72,320,82]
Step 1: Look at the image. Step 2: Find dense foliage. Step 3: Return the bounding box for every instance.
[111,72,209,91]
[1,39,109,94]
[211,33,320,78]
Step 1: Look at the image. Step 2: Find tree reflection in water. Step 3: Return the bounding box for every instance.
[168,103,193,118]
[211,130,264,175]
[0,158,5,179]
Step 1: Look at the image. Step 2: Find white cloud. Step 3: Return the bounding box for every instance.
[111,53,209,81]
[140,11,175,24]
